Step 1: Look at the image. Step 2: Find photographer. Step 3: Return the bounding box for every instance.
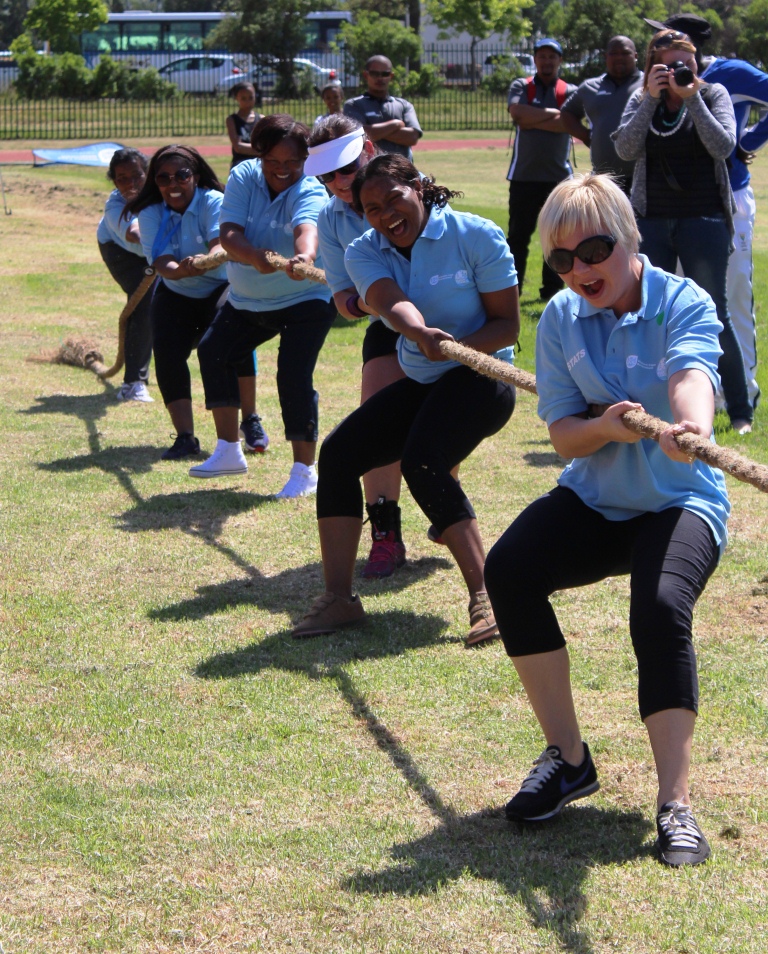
[614,29,753,434]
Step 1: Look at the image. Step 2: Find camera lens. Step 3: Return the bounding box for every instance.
[670,60,694,86]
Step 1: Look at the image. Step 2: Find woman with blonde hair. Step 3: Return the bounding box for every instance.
[485,172,729,867]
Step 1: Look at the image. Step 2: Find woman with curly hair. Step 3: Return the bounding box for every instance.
[292,154,519,643]
[126,144,258,460]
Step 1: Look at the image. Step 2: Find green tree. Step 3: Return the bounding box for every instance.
[0,0,30,50]
[543,0,668,78]
[207,0,333,96]
[734,0,768,65]
[337,12,421,78]
[23,0,107,53]
[425,0,533,90]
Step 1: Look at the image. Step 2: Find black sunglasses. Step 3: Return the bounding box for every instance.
[546,235,617,274]
[155,168,194,186]
[367,69,392,77]
[317,155,363,184]
[651,31,690,50]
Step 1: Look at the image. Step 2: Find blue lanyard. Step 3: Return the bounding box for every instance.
[151,203,183,263]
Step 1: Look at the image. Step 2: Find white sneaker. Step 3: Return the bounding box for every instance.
[189,439,247,478]
[274,462,318,498]
[116,381,154,403]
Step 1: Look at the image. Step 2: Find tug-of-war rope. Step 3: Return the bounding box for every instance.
[36,246,768,494]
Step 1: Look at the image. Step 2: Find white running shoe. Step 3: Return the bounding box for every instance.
[274,462,318,498]
[116,381,154,403]
[189,439,247,478]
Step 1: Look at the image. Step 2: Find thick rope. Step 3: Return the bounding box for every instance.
[97,267,156,380]
[189,248,768,494]
[439,340,768,494]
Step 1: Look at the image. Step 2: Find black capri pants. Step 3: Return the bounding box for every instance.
[317,364,516,534]
[98,241,154,385]
[198,297,335,443]
[151,282,254,407]
[484,486,720,721]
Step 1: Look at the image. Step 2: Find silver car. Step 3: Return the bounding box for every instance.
[158,54,246,94]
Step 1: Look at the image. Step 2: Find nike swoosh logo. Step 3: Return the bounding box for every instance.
[561,763,591,794]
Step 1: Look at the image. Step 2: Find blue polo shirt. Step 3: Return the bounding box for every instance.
[97,190,144,257]
[139,187,227,298]
[220,159,331,312]
[536,255,730,551]
[345,204,517,384]
[317,194,369,294]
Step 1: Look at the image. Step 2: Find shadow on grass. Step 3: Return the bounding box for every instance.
[156,551,452,624]
[344,804,651,953]
[195,609,452,679]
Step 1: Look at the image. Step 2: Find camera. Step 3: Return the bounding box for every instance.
[667,60,694,86]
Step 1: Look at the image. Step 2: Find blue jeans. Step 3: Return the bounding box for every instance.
[638,215,752,423]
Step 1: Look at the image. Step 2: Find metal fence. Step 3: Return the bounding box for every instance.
[0,43,558,140]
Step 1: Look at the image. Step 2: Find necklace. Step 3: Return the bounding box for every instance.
[651,101,687,137]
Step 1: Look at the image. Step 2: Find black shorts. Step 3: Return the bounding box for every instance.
[362,319,399,364]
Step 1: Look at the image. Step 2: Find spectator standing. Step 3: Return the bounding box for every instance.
[343,55,422,160]
[645,13,767,408]
[506,38,576,300]
[560,36,643,194]
[226,82,263,169]
[614,29,753,434]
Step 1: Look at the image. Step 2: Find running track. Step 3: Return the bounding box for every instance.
[0,138,508,165]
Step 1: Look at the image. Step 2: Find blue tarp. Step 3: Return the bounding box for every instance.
[32,142,127,167]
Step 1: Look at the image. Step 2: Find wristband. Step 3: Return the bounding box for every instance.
[345,294,366,318]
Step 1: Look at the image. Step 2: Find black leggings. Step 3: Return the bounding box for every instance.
[98,241,154,385]
[317,364,516,534]
[151,282,254,407]
[484,486,720,720]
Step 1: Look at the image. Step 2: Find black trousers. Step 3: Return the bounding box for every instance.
[151,282,255,407]
[484,486,720,720]
[507,180,564,299]
[317,364,516,534]
[98,241,154,385]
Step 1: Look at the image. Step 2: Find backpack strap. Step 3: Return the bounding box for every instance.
[526,76,569,108]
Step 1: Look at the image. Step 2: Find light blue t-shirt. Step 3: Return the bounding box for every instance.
[536,255,730,551]
[344,204,517,384]
[139,187,227,299]
[97,189,144,257]
[219,159,331,312]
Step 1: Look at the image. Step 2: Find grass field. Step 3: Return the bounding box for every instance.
[0,140,767,953]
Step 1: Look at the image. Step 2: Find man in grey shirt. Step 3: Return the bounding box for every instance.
[343,55,422,160]
[506,38,576,300]
[560,36,642,194]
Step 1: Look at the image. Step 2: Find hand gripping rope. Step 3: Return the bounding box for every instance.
[189,249,768,495]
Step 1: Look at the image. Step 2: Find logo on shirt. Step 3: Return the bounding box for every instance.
[429,270,470,286]
[567,349,586,371]
[626,355,657,371]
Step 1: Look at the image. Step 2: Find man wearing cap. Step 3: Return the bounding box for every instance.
[506,38,576,300]
[560,36,642,195]
[343,55,422,160]
[646,13,768,406]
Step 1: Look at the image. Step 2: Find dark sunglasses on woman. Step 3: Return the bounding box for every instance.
[155,168,195,186]
[546,235,617,274]
[651,31,690,50]
[317,156,363,184]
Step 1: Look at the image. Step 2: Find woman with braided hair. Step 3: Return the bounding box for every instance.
[126,144,260,461]
[292,154,519,643]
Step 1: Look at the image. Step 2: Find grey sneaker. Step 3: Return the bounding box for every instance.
[656,801,711,867]
[117,381,153,403]
[292,592,366,638]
